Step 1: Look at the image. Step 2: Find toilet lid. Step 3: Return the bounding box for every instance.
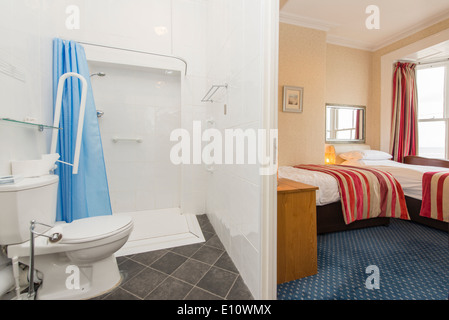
[60,215,133,244]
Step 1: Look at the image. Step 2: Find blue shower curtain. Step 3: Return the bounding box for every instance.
[52,38,112,223]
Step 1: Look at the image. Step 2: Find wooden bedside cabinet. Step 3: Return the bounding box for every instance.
[277,178,318,284]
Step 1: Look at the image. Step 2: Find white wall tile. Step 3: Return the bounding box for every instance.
[90,61,183,214]
[0,0,48,176]
[204,0,265,299]
[42,0,172,55]
[172,0,207,77]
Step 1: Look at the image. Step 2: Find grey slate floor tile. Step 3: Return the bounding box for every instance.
[196,266,238,298]
[96,214,253,300]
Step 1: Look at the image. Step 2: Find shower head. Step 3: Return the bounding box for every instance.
[90,72,106,77]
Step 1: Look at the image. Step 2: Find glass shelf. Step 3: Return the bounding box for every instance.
[0,118,61,131]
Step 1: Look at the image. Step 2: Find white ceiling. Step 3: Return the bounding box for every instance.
[280,0,449,52]
[401,40,449,64]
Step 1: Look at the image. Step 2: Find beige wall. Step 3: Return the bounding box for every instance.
[278,23,327,166]
[278,23,373,166]
[326,44,372,104]
[280,0,288,9]
[326,44,374,147]
[279,18,449,164]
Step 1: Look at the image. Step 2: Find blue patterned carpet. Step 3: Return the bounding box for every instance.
[277,219,449,300]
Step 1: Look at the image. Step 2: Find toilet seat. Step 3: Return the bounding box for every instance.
[7,215,134,258]
[59,215,133,244]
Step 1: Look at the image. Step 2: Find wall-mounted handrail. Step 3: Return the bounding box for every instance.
[112,136,143,143]
[78,41,188,76]
[50,72,88,175]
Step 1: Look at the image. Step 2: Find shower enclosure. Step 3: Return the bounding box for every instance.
[86,45,203,256]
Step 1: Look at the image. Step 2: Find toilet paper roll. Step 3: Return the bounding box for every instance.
[0,266,15,297]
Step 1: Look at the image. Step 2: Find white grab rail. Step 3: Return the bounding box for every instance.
[112,136,143,143]
[50,72,88,175]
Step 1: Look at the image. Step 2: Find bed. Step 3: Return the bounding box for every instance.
[278,144,449,233]
[402,156,449,230]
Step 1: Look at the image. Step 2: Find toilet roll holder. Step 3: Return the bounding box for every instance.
[27,220,63,299]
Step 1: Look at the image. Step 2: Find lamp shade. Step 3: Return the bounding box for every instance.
[325,145,336,165]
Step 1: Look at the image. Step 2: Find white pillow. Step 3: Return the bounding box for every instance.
[339,150,392,160]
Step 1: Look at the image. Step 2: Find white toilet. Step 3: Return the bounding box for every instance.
[0,174,133,300]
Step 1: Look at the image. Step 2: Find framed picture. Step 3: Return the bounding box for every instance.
[283,86,303,113]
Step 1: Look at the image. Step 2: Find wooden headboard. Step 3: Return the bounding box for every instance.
[327,144,371,164]
[403,156,449,169]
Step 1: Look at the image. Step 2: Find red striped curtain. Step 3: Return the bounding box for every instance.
[355,109,362,140]
[390,62,418,163]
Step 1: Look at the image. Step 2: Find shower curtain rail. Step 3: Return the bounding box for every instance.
[77,41,188,76]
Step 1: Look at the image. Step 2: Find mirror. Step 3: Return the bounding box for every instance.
[326,104,365,143]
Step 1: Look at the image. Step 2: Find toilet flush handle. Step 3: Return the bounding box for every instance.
[30,221,63,243]
[49,233,63,243]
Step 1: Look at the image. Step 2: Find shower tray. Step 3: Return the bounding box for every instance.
[114,208,204,256]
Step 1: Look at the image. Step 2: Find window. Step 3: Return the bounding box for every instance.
[416,64,449,159]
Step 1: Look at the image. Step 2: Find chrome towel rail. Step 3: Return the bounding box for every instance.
[201,84,228,102]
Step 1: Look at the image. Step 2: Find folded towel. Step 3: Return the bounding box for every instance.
[0,175,23,185]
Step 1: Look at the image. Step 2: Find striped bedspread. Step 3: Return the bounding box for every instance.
[420,172,449,222]
[294,165,410,225]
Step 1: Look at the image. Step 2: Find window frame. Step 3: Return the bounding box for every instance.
[416,62,449,160]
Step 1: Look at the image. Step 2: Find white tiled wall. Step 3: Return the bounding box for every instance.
[1,0,271,300]
[89,63,182,213]
[0,0,48,176]
[204,0,266,299]
[39,0,173,56]
[172,0,209,215]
